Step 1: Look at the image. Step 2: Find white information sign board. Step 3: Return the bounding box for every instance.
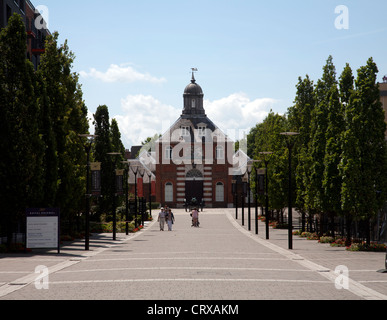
[26,208,60,253]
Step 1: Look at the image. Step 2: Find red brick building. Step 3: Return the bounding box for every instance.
[149,73,235,208]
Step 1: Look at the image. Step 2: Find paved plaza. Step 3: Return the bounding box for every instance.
[0,208,386,301]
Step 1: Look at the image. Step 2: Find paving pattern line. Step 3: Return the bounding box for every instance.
[0,220,157,299]
[79,257,289,262]
[47,278,332,285]
[57,266,314,273]
[0,260,80,298]
[225,211,387,301]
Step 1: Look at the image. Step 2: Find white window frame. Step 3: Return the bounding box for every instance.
[165,146,172,160]
[216,146,224,160]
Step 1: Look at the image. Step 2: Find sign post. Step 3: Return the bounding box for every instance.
[26,208,60,254]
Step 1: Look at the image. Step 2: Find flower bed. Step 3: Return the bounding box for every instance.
[90,221,139,233]
[318,236,335,244]
[346,242,386,252]
[293,231,386,252]
[330,238,347,247]
[298,232,319,240]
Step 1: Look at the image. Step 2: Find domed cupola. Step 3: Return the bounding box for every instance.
[182,71,205,117]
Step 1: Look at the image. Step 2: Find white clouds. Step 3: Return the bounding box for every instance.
[80,64,166,84]
[204,93,276,139]
[114,94,179,147]
[114,92,276,148]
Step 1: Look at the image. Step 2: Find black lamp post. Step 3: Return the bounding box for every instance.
[79,134,98,251]
[146,170,153,222]
[259,152,273,240]
[242,176,247,226]
[247,161,253,231]
[232,178,237,219]
[121,160,130,235]
[107,152,122,241]
[139,168,145,227]
[280,132,299,250]
[251,160,261,235]
[130,163,139,228]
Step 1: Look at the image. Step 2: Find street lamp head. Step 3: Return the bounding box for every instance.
[107,152,122,156]
[129,163,140,174]
[280,132,299,137]
[78,134,98,139]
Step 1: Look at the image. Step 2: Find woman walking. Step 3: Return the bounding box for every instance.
[191,207,199,227]
[166,208,175,231]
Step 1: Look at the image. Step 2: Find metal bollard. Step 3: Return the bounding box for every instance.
[378,247,387,273]
[385,248,387,270]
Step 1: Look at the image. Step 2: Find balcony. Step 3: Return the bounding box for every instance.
[25,17,37,38]
[31,38,45,55]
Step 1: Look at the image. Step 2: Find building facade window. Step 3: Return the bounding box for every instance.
[165,182,173,202]
[215,146,224,160]
[181,126,190,137]
[216,182,224,202]
[165,146,172,160]
[198,126,206,137]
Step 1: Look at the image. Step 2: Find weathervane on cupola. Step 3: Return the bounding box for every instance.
[191,68,198,82]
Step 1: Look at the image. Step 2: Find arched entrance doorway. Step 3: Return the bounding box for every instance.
[185,169,204,205]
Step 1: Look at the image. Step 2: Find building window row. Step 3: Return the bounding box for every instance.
[180,126,207,137]
[164,145,224,160]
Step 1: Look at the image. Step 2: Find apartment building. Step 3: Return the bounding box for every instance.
[0,0,50,69]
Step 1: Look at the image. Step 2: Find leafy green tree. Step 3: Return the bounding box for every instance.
[288,75,315,231]
[339,63,354,105]
[94,105,113,217]
[322,85,344,233]
[38,32,89,232]
[111,119,126,158]
[253,112,289,220]
[0,14,44,242]
[308,56,337,218]
[340,58,387,244]
[332,64,354,238]
[35,73,58,207]
[94,105,127,219]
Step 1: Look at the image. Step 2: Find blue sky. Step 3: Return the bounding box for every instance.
[39,0,387,148]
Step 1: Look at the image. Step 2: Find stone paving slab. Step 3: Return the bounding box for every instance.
[0,208,386,301]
